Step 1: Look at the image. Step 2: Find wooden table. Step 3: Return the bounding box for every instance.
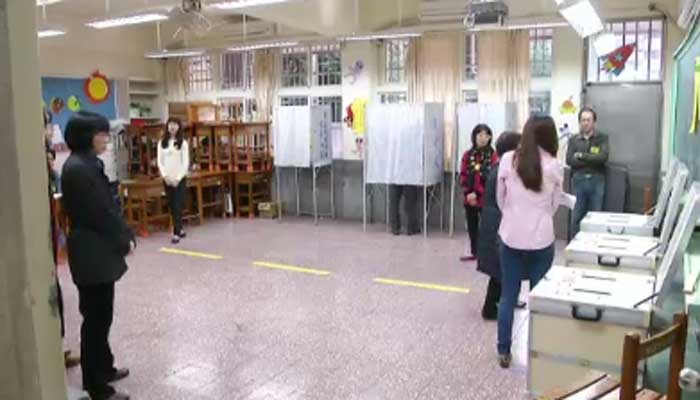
[121,171,233,236]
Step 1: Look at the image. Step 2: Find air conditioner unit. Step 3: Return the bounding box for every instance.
[464,0,508,28]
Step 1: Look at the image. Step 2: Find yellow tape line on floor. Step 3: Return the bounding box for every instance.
[159,247,224,260]
[252,261,331,276]
[373,278,470,294]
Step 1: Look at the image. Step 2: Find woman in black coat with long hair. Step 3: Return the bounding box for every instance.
[476,132,522,320]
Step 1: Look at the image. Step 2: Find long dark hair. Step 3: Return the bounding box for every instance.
[162,117,184,150]
[515,115,558,192]
[471,123,493,149]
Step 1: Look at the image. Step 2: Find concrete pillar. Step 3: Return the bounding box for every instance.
[0,0,67,399]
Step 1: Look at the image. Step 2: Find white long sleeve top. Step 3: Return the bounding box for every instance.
[157,139,190,186]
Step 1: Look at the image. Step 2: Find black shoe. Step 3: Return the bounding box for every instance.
[406,230,421,236]
[498,353,512,369]
[171,235,180,244]
[108,368,130,383]
[481,307,497,321]
[177,231,187,239]
[392,229,401,236]
[106,392,130,400]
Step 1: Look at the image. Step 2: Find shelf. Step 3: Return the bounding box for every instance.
[129,91,161,97]
[128,77,157,84]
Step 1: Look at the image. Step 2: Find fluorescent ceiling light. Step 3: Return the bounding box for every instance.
[210,0,290,9]
[228,41,299,52]
[593,31,616,56]
[144,48,205,59]
[559,0,603,38]
[38,29,66,38]
[86,13,168,29]
[36,0,63,5]
[506,22,569,30]
[342,32,422,42]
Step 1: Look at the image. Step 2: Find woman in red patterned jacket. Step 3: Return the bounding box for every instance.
[460,124,499,261]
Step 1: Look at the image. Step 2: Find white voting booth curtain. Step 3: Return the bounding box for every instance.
[366,103,444,186]
[406,33,461,167]
[477,30,531,130]
[254,49,279,122]
[456,103,518,162]
[273,106,332,168]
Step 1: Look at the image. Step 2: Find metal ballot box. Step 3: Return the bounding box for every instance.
[527,182,700,397]
[580,159,683,236]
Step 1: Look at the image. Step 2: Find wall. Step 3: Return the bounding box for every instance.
[550,27,585,135]
[662,22,684,169]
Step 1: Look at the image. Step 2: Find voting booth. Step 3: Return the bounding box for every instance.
[274,105,335,223]
[363,103,445,236]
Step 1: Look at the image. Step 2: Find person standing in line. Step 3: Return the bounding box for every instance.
[476,132,522,320]
[566,107,609,234]
[496,115,563,368]
[459,124,498,261]
[389,184,421,236]
[157,117,190,244]
[62,111,133,400]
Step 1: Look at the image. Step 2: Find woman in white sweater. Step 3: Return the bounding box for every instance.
[157,118,190,244]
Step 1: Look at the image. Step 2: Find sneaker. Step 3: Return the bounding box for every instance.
[481,307,498,321]
[177,231,187,239]
[498,353,512,369]
[171,235,180,244]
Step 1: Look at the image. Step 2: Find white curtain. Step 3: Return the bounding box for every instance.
[477,30,531,130]
[253,48,279,122]
[406,33,461,167]
[165,58,188,101]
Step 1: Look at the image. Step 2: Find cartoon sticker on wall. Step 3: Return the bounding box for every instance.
[50,97,65,114]
[344,60,365,85]
[67,95,82,112]
[84,70,110,103]
[344,98,368,156]
[601,43,636,76]
[559,96,577,115]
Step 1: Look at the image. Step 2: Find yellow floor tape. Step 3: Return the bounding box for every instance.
[252,261,331,276]
[159,247,224,260]
[373,278,470,294]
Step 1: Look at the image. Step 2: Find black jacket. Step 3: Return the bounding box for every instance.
[566,131,610,176]
[61,152,132,286]
[477,164,502,279]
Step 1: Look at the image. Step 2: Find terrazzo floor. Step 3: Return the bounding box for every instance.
[59,217,561,400]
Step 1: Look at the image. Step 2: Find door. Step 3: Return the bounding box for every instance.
[584,83,663,213]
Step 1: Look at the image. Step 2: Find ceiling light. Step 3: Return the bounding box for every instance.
[38,29,66,38]
[36,0,63,5]
[592,31,617,56]
[228,41,299,52]
[558,0,603,38]
[144,48,205,59]
[506,22,569,30]
[209,0,290,9]
[86,13,168,29]
[341,32,422,42]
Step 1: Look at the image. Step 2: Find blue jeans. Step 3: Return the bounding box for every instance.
[572,173,605,234]
[497,243,555,355]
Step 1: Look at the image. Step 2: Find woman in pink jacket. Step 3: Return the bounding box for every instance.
[495,114,563,368]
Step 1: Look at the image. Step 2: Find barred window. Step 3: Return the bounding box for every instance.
[385,39,410,84]
[529,91,551,115]
[312,96,342,123]
[530,29,553,78]
[379,92,407,104]
[465,34,478,80]
[587,19,664,83]
[312,44,342,86]
[221,52,254,90]
[280,96,309,107]
[187,55,213,93]
[281,47,308,88]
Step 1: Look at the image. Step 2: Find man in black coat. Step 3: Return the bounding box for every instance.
[61,111,133,400]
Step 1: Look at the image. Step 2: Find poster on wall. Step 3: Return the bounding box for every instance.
[42,76,117,148]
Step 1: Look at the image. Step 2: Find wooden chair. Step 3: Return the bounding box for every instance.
[542,313,688,400]
[191,123,215,172]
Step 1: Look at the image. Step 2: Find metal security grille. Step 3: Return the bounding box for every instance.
[385,39,410,84]
[312,44,341,86]
[530,28,553,78]
[312,96,342,122]
[281,47,308,88]
[187,55,213,93]
[280,96,309,107]
[221,52,254,90]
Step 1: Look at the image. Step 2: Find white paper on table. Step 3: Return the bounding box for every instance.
[560,192,577,210]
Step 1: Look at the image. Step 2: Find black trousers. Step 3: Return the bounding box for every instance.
[78,283,117,399]
[465,205,481,256]
[389,185,420,234]
[483,277,501,314]
[165,179,187,236]
[56,276,65,338]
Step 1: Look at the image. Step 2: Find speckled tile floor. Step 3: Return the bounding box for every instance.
[59,218,564,400]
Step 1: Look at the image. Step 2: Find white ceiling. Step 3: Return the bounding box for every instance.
[37,0,680,49]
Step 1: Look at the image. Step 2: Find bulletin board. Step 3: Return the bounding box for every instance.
[41,76,117,140]
[670,14,700,180]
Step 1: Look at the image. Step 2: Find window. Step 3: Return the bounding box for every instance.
[281,47,308,87]
[385,39,410,84]
[380,92,407,104]
[187,55,213,93]
[465,33,478,80]
[312,96,342,123]
[312,45,342,86]
[529,91,551,115]
[280,96,309,107]
[530,29,553,78]
[463,90,478,104]
[221,52,254,90]
[586,19,664,83]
